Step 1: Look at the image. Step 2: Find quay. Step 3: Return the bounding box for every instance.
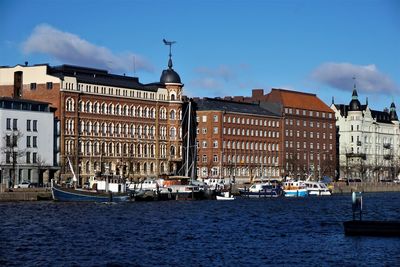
[331,182,400,194]
[0,186,52,201]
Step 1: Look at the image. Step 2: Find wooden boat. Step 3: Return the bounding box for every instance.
[343,220,400,236]
[283,180,308,197]
[51,180,130,202]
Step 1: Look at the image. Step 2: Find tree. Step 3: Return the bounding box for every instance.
[1,131,25,187]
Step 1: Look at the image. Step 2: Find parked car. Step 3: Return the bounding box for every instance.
[13,181,31,188]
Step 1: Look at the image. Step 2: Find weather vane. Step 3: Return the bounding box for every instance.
[163,39,176,69]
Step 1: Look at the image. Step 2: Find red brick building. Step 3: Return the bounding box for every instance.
[0,60,185,184]
[238,88,337,180]
[195,97,282,182]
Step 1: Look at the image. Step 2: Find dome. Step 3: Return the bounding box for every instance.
[160,68,181,84]
[160,57,181,84]
[349,89,361,111]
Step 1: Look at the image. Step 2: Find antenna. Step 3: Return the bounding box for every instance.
[133,55,136,76]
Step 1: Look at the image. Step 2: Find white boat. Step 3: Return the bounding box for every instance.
[303,181,332,196]
[239,182,282,198]
[216,191,235,200]
[283,180,309,197]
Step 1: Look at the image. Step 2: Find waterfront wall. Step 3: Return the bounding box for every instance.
[0,187,52,201]
[332,182,400,194]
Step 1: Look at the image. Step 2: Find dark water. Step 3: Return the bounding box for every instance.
[1,193,400,267]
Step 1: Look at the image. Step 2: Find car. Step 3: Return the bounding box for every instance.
[13,181,31,188]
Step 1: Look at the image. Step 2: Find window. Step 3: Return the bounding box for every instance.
[213,155,218,162]
[27,120,31,131]
[202,128,207,134]
[47,82,53,89]
[26,136,31,147]
[33,120,37,131]
[32,152,37,164]
[30,83,37,90]
[213,127,218,134]
[6,135,11,147]
[213,115,218,122]
[202,115,207,122]
[13,119,17,130]
[213,140,218,148]
[202,141,207,148]
[26,152,31,163]
[33,136,37,147]
[6,118,11,130]
[6,152,11,163]
[202,155,207,163]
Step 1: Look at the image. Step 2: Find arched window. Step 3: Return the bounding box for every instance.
[170,145,175,156]
[170,110,176,120]
[66,98,75,112]
[170,127,176,138]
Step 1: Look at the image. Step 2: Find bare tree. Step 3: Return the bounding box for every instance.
[1,131,25,187]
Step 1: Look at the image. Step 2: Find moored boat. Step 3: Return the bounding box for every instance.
[303,181,332,196]
[51,179,130,202]
[283,180,308,197]
[216,191,235,200]
[239,181,282,198]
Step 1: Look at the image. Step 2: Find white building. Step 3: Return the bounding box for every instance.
[0,98,56,188]
[331,88,400,182]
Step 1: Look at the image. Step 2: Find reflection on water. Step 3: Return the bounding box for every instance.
[1,193,400,266]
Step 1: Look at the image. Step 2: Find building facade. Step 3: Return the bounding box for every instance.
[195,97,282,183]
[232,88,337,181]
[0,98,56,187]
[331,88,400,181]
[0,58,185,185]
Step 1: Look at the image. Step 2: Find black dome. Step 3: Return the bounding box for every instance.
[160,68,181,84]
[349,89,361,111]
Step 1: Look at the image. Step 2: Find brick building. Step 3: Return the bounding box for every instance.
[195,97,282,183]
[230,88,337,180]
[0,58,185,184]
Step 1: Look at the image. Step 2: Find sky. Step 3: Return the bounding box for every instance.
[1,0,399,111]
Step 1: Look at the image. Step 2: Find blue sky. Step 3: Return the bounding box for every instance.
[1,0,399,111]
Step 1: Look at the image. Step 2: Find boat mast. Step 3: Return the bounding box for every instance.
[185,101,191,178]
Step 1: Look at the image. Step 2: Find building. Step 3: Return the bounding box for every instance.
[331,88,400,182]
[231,88,337,181]
[195,97,282,183]
[0,98,56,187]
[0,55,185,185]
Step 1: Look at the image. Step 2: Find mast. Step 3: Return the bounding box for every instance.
[185,101,191,178]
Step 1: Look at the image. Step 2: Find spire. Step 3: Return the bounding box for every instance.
[163,39,176,69]
[332,96,334,105]
[366,97,368,106]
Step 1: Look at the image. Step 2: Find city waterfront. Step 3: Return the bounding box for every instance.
[1,192,400,266]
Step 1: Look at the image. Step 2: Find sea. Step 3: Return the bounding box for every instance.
[1,192,400,267]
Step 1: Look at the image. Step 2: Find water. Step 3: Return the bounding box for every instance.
[1,193,400,266]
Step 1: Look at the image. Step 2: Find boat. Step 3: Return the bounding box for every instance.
[157,176,205,200]
[283,180,308,197]
[216,191,235,200]
[51,178,130,202]
[51,157,130,202]
[303,181,332,196]
[239,181,282,198]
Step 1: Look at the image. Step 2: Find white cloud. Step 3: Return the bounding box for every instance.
[311,62,398,94]
[22,24,154,73]
[194,65,235,82]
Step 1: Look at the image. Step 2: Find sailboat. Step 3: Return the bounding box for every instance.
[51,157,130,202]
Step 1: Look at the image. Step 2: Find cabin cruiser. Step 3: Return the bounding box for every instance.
[303,181,332,196]
[283,180,308,197]
[239,181,282,198]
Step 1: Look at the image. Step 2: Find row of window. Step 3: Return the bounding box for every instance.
[285,130,333,139]
[285,141,333,151]
[30,82,53,90]
[198,166,280,178]
[284,107,333,119]
[65,98,180,120]
[198,154,279,165]
[5,151,37,164]
[285,119,333,129]
[65,140,180,158]
[199,114,280,128]
[6,119,38,132]
[65,119,181,139]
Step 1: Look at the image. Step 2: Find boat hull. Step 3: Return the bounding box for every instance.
[284,189,308,197]
[216,195,235,200]
[308,190,331,196]
[343,220,400,236]
[239,190,281,198]
[52,185,129,202]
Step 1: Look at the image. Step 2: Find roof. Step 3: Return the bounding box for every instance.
[266,88,333,113]
[195,97,280,117]
[334,104,394,124]
[48,64,162,91]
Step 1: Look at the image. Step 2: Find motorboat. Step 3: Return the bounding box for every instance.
[283,180,308,197]
[239,182,282,198]
[216,191,235,200]
[303,181,332,196]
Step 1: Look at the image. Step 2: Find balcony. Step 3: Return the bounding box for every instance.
[383,143,391,149]
[346,152,366,160]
